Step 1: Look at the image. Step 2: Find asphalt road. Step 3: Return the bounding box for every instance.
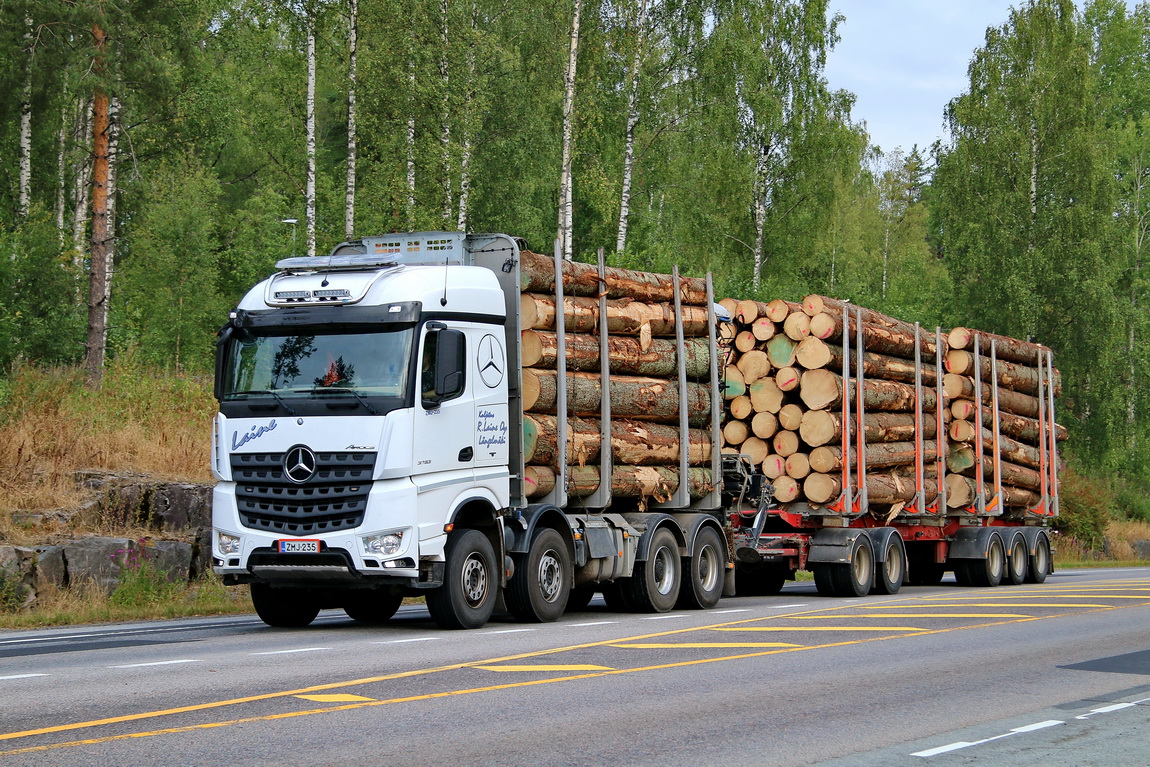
[1,567,1148,767]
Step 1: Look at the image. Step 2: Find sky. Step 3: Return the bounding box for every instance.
[823,1,1022,155]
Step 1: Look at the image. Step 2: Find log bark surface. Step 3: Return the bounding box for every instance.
[522,330,710,377]
[522,369,711,426]
[519,249,709,305]
[948,327,1053,366]
[798,409,937,448]
[521,293,710,336]
[524,465,713,500]
[799,369,938,412]
[808,440,939,473]
[945,350,1062,397]
[525,414,711,467]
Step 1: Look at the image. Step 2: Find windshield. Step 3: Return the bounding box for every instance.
[221,327,414,401]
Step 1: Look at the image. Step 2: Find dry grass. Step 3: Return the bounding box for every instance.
[1055,518,1150,566]
[0,360,215,520]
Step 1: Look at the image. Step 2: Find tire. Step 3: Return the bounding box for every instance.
[251,584,320,628]
[735,564,788,596]
[565,584,596,612]
[963,534,1005,587]
[343,592,403,624]
[815,536,874,598]
[426,529,498,630]
[506,528,571,622]
[1026,535,1051,584]
[908,562,945,587]
[1004,535,1028,586]
[624,527,681,612]
[872,535,905,595]
[677,527,725,609]
[600,582,632,611]
[812,563,837,597]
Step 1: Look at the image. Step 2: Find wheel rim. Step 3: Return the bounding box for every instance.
[653,545,676,596]
[1011,541,1026,578]
[853,544,873,587]
[537,549,563,604]
[696,543,720,592]
[461,552,488,607]
[988,540,1004,578]
[885,543,903,585]
[1034,540,1049,573]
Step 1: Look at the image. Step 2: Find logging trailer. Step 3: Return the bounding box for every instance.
[209,231,1060,629]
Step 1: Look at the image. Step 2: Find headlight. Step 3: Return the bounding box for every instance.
[363,531,404,556]
[217,532,242,556]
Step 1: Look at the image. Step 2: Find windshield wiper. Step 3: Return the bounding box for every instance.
[230,389,299,416]
[311,386,381,415]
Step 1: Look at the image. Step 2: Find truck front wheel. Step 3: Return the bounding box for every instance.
[343,592,403,624]
[624,527,681,612]
[506,528,571,622]
[251,584,321,628]
[426,529,498,629]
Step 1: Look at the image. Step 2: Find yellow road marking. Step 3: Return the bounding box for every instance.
[475,665,612,672]
[789,613,1033,619]
[711,626,929,631]
[1,602,1140,758]
[294,695,375,703]
[611,643,800,649]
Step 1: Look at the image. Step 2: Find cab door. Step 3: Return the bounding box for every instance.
[411,324,476,477]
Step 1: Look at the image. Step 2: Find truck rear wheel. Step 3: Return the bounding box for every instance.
[1026,535,1051,583]
[1004,535,1028,585]
[813,536,874,598]
[625,527,681,612]
[677,527,725,610]
[251,584,320,628]
[426,529,497,629]
[872,536,905,595]
[343,592,403,624]
[954,534,1005,587]
[506,528,571,623]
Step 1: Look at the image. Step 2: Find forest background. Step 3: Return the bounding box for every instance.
[1,0,1149,528]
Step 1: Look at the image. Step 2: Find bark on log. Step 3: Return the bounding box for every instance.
[808,440,939,473]
[798,409,937,448]
[799,369,939,412]
[519,249,709,305]
[808,312,943,359]
[944,474,1040,509]
[806,295,922,336]
[749,378,785,413]
[522,330,710,377]
[948,327,1053,367]
[805,472,939,505]
[946,423,1044,469]
[522,369,711,426]
[520,293,711,336]
[947,406,1067,444]
[524,415,712,467]
[827,347,940,387]
[943,373,1040,419]
[524,465,713,500]
[944,350,1062,397]
[945,447,1043,491]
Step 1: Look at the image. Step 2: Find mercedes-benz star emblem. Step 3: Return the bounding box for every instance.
[283,445,318,483]
[478,334,504,388]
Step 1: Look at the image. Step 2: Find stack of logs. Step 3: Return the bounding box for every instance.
[518,251,715,503]
[718,295,1064,515]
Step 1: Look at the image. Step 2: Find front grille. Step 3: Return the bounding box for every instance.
[232,451,376,535]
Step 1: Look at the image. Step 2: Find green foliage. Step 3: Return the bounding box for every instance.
[1055,469,1113,551]
[0,568,29,613]
[109,543,185,608]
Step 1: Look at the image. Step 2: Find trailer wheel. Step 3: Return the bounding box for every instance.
[1026,535,1051,584]
[565,585,597,612]
[1004,535,1028,585]
[251,584,320,628]
[814,536,874,597]
[506,528,571,623]
[735,564,788,596]
[872,536,905,595]
[677,527,725,610]
[343,592,403,624]
[625,527,681,612]
[908,562,945,586]
[426,529,497,629]
[955,534,1005,587]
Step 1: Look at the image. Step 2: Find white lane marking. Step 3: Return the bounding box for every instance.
[109,659,202,669]
[912,720,1063,757]
[373,637,441,644]
[479,629,536,635]
[568,621,618,627]
[716,609,750,614]
[773,604,810,609]
[1077,702,1137,719]
[0,674,50,680]
[251,647,332,656]
[643,615,686,620]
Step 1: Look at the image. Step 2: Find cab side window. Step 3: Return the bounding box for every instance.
[421,328,466,407]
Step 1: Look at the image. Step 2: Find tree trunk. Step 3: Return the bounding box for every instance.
[798,409,937,448]
[438,0,453,225]
[456,0,477,230]
[947,424,1043,470]
[944,474,1040,509]
[944,350,1061,397]
[765,335,797,368]
[947,327,1052,367]
[946,447,1043,491]
[100,97,119,357]
[520,293,711,336]
[345,0,358,240]
[948,412,1066,448]
[18,15,34,219]
[84,23,110,388]
[774,366,800,392]
[522,330,710,377]
[827,346,940,387]
[556,0,582,260]
[522,368,711,426]
[524,465,711,500]
[808,440,939,474]
[615,0,647,253]
[748,377,784,413]
[72,96,93,264]
[799,369,938,412]
[942,372,1040,419]
[525,414,711,467]
[805,295,920,336]
[406,61,416,229]
[305,10,317,257]
[735,349,771,384]
[794,336,831,369]
[55,99,68,247]
[804,472,939,506]
[809,310,943,359]
[520,249,709,304]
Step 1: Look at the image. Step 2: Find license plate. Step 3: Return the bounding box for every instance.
[277,539,321,554]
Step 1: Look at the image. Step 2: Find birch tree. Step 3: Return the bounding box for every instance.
[556,0,583,260]
[305,5,317,257]
[345,0,358,240]
[18,14,35,219]
[615,0,649,254]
